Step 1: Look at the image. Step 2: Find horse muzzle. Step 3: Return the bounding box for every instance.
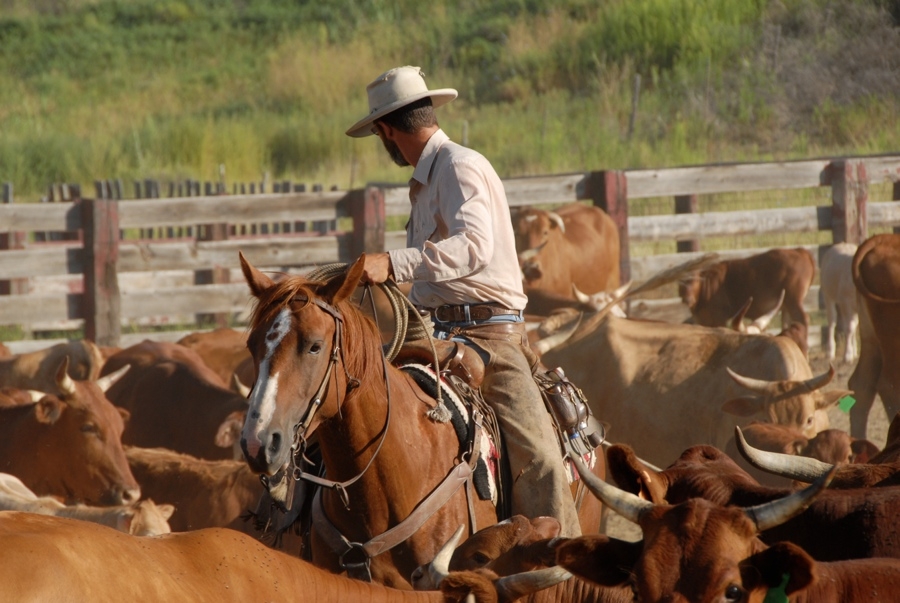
[241,430,289,476]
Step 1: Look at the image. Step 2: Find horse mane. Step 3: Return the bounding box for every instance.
[248,272,384,387]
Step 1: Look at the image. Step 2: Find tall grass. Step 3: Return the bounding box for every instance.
[0,0,898,201]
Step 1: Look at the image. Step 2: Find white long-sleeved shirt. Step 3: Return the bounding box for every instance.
[388,129,528,311]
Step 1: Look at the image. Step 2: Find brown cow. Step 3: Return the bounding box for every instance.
[607,442,900,560]
[125,446,263,533]
[539,314,848,468]
[679,247,815,331]
[848,234,900,440]
[0,512,525,602]
[0,339,105,393]
[0,358,139,505]
[513,203,620,302]
[413,515,633,603]
[101,340,248,460]
[177,327,251,394]
[558,457,900,603]
[0,473,172,536]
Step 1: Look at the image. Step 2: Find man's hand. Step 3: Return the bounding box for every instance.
[360,252,394,285]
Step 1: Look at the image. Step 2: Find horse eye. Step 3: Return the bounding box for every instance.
[725,584,745,601]
[309,342,322,354]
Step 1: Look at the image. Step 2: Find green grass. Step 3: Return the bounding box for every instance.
[0,0,898,201]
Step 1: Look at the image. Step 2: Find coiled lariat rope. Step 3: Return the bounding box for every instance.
[305,263,447,418]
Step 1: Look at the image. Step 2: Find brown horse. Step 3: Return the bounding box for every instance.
[238,253,603,588]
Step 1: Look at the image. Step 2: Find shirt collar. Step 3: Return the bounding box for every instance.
[411,129,449,186]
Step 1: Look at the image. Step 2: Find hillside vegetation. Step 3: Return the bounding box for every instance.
[1,0,898,199]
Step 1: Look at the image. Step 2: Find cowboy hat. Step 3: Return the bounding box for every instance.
[345,66,457,138]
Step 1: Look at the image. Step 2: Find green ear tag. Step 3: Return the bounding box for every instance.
[838,395,856,413]
[763,573,790,603]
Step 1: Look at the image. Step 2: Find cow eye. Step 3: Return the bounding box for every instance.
[725,583,745,601]
[471,552,491,565]
[81,423,99,435]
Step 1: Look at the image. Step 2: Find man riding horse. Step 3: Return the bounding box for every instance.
[348,65,581,537]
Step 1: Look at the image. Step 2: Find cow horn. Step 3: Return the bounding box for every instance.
[534,314,582,355]
[726,367,780,395]
[233,373,252,399]
[744,465,835,532]
[547,211,566,234]
[729,297,754,332]
[55,356,77,397]
[750,290,786,332]
[572,285,591,304]
[420,525,465,589]
[569,452,654,524]
[494,566,573,600]
[801,364,835,392]
[27,390,45,402]
[97,364,131,393]
[734,426,833,483]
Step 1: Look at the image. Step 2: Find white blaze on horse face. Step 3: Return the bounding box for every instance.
[244,307,291,449]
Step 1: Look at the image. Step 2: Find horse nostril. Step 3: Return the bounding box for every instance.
[269,432,282,456]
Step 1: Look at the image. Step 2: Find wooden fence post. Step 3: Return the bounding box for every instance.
[195,197,230,328]
[829,159,868,245]
[893,181,900,235]
[346,186,385,259]
[0,183,28,297]
[675,194,700,252]
[81,198,121,347]
[584,170,631,283]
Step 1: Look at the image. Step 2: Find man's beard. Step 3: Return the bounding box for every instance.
[381,137,409,167]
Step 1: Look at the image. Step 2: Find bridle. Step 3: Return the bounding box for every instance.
[281,296,390,510]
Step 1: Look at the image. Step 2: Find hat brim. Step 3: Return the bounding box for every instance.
[345,88,458,138]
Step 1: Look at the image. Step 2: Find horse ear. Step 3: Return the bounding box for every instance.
[322,255,365,305]
[239,251,274,298]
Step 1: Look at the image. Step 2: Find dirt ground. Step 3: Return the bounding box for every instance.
[602,345,889,542]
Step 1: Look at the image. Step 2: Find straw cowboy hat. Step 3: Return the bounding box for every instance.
[346,66,457,138]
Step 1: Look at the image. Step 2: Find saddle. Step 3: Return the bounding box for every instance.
[392,337,485,388]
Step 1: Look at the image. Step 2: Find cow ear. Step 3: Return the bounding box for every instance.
[215,410,245,448]
[555,535,641,586]
[743,542,815,596]
[157,503,175,520]
[721,396,765,417]
[320,255,365,305]
[606,444,668,504]
[34,396,64,425]
[240,251,275,298]
[117,407,131,424]
[816,389,853,410]
[528,516,562,540]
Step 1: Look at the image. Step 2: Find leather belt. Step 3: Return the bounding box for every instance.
[431,303,522,323]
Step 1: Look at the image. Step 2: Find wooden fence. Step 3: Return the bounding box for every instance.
[1,154,899,352]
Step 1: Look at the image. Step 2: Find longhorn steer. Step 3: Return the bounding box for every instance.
[559,456,900,603]
[539,314,848,468]
[848,234,900,440]
[607,442,900,560]
[0,339,105,393]
[679,247,815,331]
[513,203,620,301]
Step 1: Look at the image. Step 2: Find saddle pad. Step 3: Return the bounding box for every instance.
[400,364,498,504]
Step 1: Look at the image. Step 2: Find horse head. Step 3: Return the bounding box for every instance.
[238,253,371,476]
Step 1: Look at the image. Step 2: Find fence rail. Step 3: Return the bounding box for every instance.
[1,154,899,350]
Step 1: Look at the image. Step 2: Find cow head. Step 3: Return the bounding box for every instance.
[512,208,565,281]
[557,454,832,603]
[721,365,851,439]
[9,358,140,506]
[411,515,562,590]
